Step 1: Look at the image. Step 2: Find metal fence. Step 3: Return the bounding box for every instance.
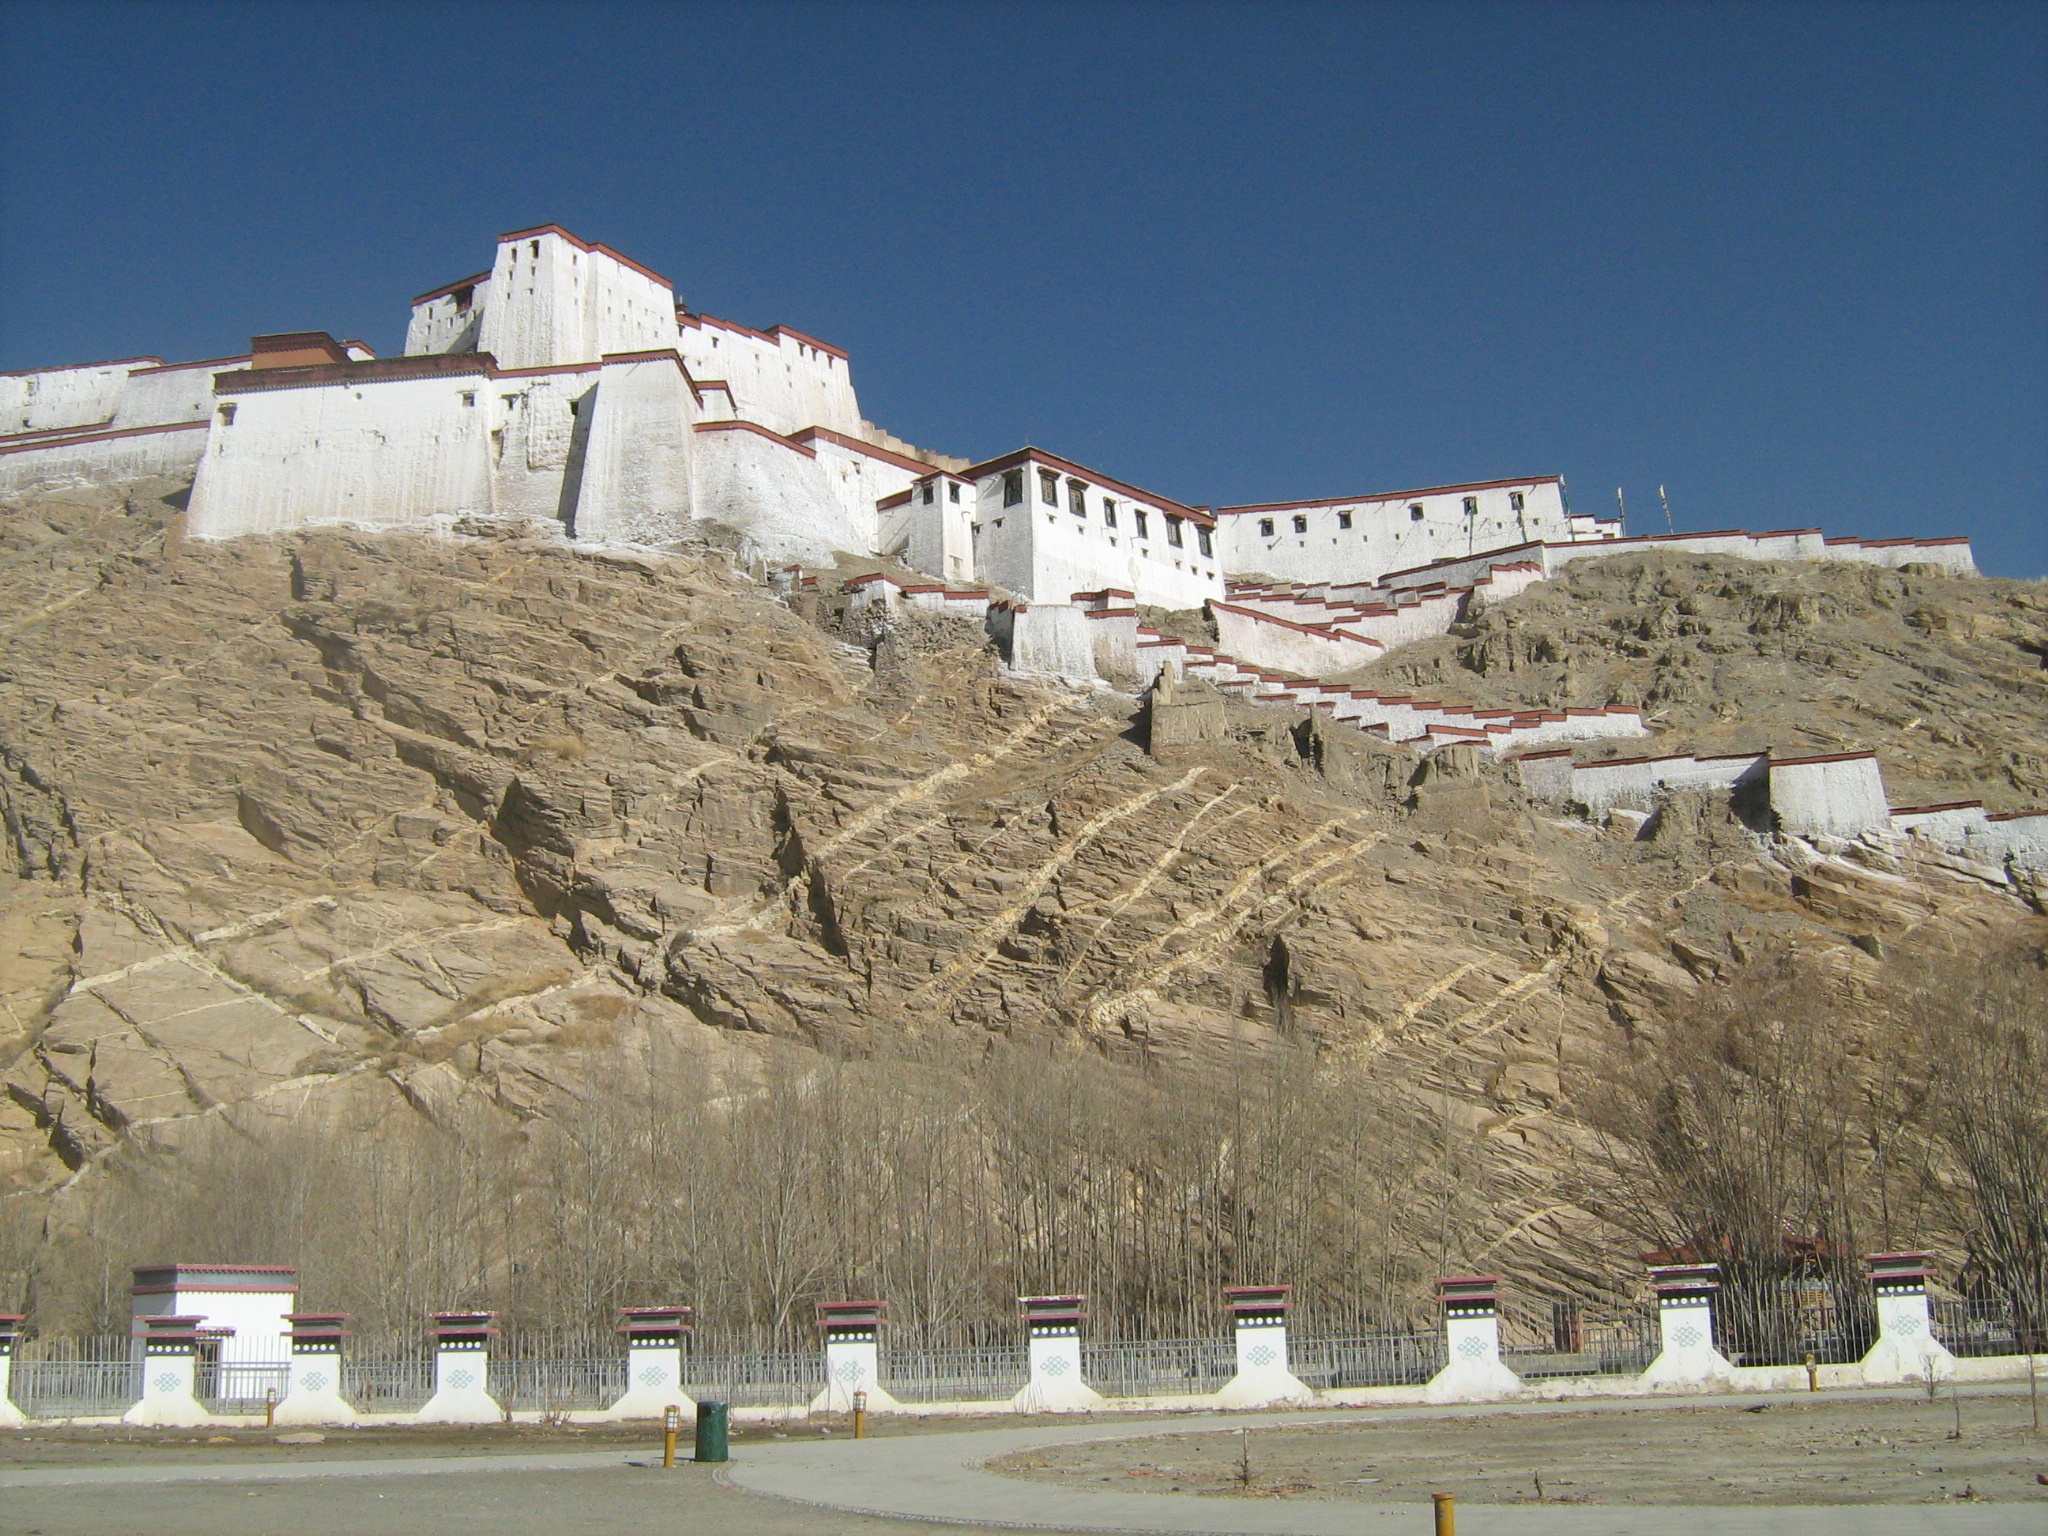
[10,1340,139,1419]
[1294,1329,1446,1388]
[882,1344,1027,1404]
[8,1297,2023,1418]
[1932,1297,2023,1358]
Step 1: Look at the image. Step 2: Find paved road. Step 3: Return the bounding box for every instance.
[723,1391,2047,1536]
[4,1389,2042,1536]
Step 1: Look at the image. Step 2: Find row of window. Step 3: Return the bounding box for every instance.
[1000,467,1212,554]
[1254,492,1525,539]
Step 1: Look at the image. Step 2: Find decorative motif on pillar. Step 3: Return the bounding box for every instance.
[1641,1262,1737,1388]
[1012,1295,1106,1413]
[811,1301,899,1414]
[608,1306,697,1421]
[122,1315,216,1426]
[1216,1284,1311,1408]
[0,1314,24,1428]
[1859,1252,1956,1384]
[273,1313,358,1426]
[416,1311,504,1424]
[1424,1275,1523,1403]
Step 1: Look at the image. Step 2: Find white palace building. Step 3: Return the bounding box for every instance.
[1,224,1979,735]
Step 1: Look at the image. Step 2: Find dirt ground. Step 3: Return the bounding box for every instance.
[991,1393,2048,1507]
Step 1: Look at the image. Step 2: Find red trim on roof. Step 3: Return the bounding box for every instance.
[410,270,493,308]
[1986,809,2048,823]
[1890,801,1984,815]
[496,225,673,288]
[693,419,816,457]
[766,325,849,361]
[1218,475,1563,515]
[1,355,162,379]
[0,419,208,456]
[1770,750,1878,767]
[960,446,1212,525]
[129,355,252,376]
[790,426,933,475]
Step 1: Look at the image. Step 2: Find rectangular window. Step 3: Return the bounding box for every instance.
[1102,498,1117,528]
[1292,514,1308,533]
[1337,510,1352,529]
[1463,496,1478,516]
[1134,509,1149,539]
[1068,478,1086,516]
[1166,515,1184,548]
[1409,503,1425,521]
[1259,517,1275,538]
[1197,526,1212,558]
[217,403,236,425]
[949,483,961,503]
[921,483,934,504]
[1039,469,1059,506]
[1003,470,1023,506]
[1509,491,1525,512]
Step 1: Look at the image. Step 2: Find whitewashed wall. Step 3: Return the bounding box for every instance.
[570,354,698,545]
[675,317,862,438]
[114,358,250,429]
[1219,480,1579,586]
[187,370,494,538]
[969,458,1221,609]
[800,430,924,557]
[1768,754,1891,839]
[474,229,678,371]
[0,421,210,497]
[0,359,156,435]
[485,365,598,526]
[690,422,861,565]
[1212,601,1386,677]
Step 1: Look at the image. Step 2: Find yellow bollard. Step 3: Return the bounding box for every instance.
[1432,1490,1455,1536]
[852,1388,868,1440]
[663,1404,681,1469]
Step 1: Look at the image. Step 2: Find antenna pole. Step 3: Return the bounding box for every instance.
[1659,484,1675,535]
[1615,487,1626,533]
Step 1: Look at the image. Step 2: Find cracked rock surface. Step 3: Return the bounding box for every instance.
[2,481,2043,1293]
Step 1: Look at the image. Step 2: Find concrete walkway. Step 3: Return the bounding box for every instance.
[720,1390,2045,1536]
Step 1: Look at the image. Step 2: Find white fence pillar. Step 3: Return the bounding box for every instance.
[1216,1284,1310,1408]
[1425,1275,1522,1402]
[0,1314,23,1427]
[1860,1252,1956,1385]
[122,1315,215,1426]
[274,1312,357,1426]
[1012,1295,1104,1413]
[1641,1263,1736,1388]
[811,1301,898,1414]
[416,1311,502,1424]
[608,1306,696,1421]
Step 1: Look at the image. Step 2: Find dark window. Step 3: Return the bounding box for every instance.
[1003,470,1023,506]
[1039,469,1059,505]
[921,483,934,504]
[949,483,960,503]
[460,391,476,407]
[1197,526,1213,558]
[1337,510,1352,529]
[1259,518,1274,538]
[1166,515,1184,548]
[1134,509,1149,539]
[1102,498,1117,528]
[1509,491,1525,512]
[1068,478,1086,516]
[1409,504,1425,522]
[1292,514,1308,534]
[217,403,236,426]
[1463,496,1478,516]
[452,284,474,313]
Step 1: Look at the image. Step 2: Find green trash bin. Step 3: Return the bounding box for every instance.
[694,1400,729,1463]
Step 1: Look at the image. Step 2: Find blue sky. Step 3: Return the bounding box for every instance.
[4,1,2043,575]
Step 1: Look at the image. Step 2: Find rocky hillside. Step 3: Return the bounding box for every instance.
[1,479,2043,1305]
[1346,553,2048,811]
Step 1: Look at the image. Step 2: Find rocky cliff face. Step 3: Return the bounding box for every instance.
[2,480,2043,1297]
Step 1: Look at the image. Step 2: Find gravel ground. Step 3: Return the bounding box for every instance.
[990,1394,2048,1507]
